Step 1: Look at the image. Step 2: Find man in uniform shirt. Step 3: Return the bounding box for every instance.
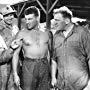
[0,5,18,90]
[51,6,90,90]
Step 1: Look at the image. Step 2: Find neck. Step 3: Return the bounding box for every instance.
[64,22,74,32]
[34,24,39,31]
[5,22,12,27]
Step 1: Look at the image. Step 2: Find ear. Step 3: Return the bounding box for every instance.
[36,16,40,23]
[65,18,70,24]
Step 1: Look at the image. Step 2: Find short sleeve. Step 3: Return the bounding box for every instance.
[52,34,58,62]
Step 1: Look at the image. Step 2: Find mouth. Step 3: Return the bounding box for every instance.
[7,19,12,22]
[54,24,58,28]
[27,23,31,27]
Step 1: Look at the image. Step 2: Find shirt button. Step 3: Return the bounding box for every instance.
[65,42,67,46]
[64,54,66,56]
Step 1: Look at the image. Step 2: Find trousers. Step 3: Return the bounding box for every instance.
[22,57,50,90]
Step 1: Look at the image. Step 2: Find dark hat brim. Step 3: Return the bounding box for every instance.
[3,11,16,16]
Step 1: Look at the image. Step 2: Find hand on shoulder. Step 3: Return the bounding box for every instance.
[11,39,23,50]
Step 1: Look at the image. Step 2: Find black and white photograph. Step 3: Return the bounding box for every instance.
[0,0,90,90]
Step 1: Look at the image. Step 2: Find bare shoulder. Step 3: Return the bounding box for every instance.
[44,30,53,38]
[40,30,53,41]
[15,29,26,39]
[40,30,49,37]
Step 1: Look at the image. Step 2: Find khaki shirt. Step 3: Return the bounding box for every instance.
[53,25,90,90]
[0,20,18,89]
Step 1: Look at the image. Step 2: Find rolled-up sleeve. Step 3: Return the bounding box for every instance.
[52,35,57,62]
[81,30,90,61]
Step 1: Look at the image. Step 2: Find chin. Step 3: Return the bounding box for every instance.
[7,21,12,24]
[27,25,31,29]
[27,27,32,30]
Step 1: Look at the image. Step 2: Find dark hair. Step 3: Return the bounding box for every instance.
[54,10,72,19]
[24,6,40,17]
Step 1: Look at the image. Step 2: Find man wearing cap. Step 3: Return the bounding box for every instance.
[0,5,18,90]
[51,6,90,90]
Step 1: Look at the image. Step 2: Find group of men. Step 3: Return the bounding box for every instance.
[0,4,90,90]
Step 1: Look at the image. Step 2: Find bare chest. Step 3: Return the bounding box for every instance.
[22,32,49,46]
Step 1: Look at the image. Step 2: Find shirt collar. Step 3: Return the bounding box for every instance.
[5,23,12,30]
[71,23,78,33]
[54,23,78,36]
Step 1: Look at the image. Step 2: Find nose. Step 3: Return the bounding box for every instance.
[26,19,29,23]
[54,20,57,24]
[54,21,58,26]
[11,15,14,19]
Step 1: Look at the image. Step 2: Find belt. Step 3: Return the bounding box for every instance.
[24,57,47,62]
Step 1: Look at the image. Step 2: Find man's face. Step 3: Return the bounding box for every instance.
[53,13,66,31]
[25,14,38,30]
[4,14,14,25]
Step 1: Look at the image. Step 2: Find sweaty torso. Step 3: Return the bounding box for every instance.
[20,29,49,59]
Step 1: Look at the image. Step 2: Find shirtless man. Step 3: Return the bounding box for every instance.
[12,6,52,90]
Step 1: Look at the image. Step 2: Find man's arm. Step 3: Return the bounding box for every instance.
[48,31,53,63]
[0,29,14,64]
[0,48,13,64]
[12,30,23,86]
[81,30,90,90]
[81,30,90,67]
[12,46,21,74]
[51,59,57,86]
[48,31,57,86]
[51,43,57,86]
[12,45,22,86]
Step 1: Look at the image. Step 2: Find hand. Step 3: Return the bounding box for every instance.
[13,73,20,87]
[0,47,5,51]
[7,48,14,55]
[0,48,5,55]
[11,39,22,49]
[51,77,57,87]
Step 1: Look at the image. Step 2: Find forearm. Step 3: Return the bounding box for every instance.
[12,55,18,75]
[88,60,90,72]
[0,48,13,64]
[51,60,57,78]
[12,47,21,75]
[49,31,53,58]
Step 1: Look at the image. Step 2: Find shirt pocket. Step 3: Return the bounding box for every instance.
[54,41,62,50]
[54,37,63,49]
[68,40,80,48]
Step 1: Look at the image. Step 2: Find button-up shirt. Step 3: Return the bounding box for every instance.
[0,20,18,89]
[0,21,14,47]
[53,25,90,90]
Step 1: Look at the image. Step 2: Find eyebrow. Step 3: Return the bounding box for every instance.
[54,18,61,21]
